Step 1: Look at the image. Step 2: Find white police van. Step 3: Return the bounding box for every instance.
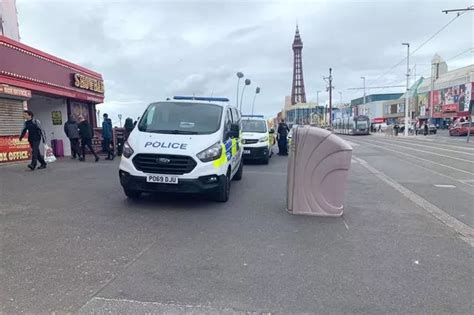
[119,96,243,202]
[241,115,274,164]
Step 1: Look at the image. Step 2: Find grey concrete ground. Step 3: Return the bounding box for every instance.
[1,135,473,314]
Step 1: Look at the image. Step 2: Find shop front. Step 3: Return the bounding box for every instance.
[383,99,405,125]
[371,117,385,124]
[0,85,32,163]
[0,35,104,163]
[430,82,472,127]
[416,65,473,128]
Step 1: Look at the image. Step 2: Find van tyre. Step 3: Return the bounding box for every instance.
[124,188,142,200]
[262,155,269,165]
[214,173,230,202]
[233,161,243,181]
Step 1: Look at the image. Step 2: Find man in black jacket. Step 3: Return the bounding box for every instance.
[78,116,99,162]
[64,116,81,159]
[19,110,47,170]
[277,119,290,155]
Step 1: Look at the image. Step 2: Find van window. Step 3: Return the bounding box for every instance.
[231,108,240,123]
[138,102,222,135]
[223,108,232,140]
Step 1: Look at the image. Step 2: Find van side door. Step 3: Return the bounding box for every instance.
[230,107,242,167]
[222,108,234,169]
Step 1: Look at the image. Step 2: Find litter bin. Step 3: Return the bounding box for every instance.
[51,139,64,157]
[287,126,352,217]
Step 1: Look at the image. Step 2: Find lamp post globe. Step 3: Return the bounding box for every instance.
[251,86,261,116]
[239,79,251,111]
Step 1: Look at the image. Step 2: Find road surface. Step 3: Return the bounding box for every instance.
[1,137,472,314]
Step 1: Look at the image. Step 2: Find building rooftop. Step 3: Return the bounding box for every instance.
[351,93,404,106]
[418,64,474,93]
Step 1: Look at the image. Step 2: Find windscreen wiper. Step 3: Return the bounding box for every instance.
[148,129,198,134]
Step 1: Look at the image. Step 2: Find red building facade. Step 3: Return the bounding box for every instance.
[0,35,104,163]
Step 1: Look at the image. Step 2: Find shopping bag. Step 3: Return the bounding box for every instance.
[44,144,57,163]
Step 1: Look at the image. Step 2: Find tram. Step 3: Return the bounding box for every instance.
[332,115,370,135]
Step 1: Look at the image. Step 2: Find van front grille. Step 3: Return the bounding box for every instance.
[132,154,197,175]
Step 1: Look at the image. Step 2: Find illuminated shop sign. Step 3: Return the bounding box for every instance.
[73,73,104,94]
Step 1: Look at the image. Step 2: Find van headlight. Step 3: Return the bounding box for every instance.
[197,142,222,162]
[259,136,268,143]
[123,141,134,158]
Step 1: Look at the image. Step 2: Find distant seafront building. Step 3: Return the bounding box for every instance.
[348,54,473,127]
[0,0,20,41]
[381,60,473,127]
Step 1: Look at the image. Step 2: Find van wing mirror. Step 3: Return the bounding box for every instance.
[228,123,240,138]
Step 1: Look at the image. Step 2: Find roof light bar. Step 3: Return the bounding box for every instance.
[173,96,230,102]
[241,115,265,118]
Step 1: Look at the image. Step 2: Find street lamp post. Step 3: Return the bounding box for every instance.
[295,104,298,125]
[236,72,244,108]
[239,79,251,112]
[361,76,366,104]
[402,43,410,136]
[316,90,321,125]
[251,87,261,116]
[118,114,122,128]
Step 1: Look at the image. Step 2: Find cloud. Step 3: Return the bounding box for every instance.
[15,0,474,121]
[226,25,262,40]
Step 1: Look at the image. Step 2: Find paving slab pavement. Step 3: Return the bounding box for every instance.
[1,155,472,314]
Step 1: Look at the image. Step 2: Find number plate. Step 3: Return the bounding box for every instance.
[146,175,178,184]
[244,150,251,154]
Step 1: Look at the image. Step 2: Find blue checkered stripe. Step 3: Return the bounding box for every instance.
[224,139,233,160]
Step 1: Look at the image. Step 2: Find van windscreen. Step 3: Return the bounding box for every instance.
[242,120,267,133]
[138,102,223,135]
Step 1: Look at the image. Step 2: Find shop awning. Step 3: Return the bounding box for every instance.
[0,35,104,103]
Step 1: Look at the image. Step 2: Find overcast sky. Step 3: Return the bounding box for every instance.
[16,0,473,125]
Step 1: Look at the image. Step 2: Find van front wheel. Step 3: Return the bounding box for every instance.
[233,161,243,181]
[124,188,142,200]
[214,174,230,202]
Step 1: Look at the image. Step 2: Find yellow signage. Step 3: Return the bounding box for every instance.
[52,111,62,125]
[73,73,104,94]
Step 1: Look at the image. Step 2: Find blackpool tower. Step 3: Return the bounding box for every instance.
[290,25,306,105]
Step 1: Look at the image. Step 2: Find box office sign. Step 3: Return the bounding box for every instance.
[52,111,62,125]
[0,136,31,163]
[0,85,32,99]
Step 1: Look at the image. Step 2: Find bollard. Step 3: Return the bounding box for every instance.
[287,126,352,217]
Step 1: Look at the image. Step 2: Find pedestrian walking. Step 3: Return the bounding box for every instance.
[277,119,290,156]
[102,113,115,160]
[78,115,99,162]
[423,123,428,136]
[64,115,81,159]
[394,124,399,136]
[124,117,134,141]
[19,110,47,170]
